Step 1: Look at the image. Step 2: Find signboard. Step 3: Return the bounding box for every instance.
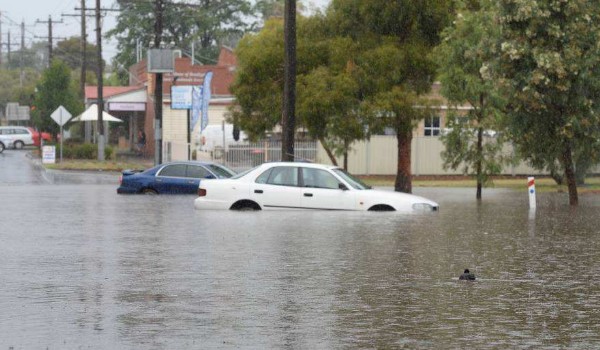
[147,48,175,73]
[108,102,146,111]
[42,145,56,164]
[50,106,72,126]
[171,86,193,110]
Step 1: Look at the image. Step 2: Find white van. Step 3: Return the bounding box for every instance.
[199,124,247,152]
[0,126,34,149]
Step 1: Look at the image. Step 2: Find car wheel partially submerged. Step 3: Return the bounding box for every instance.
[14,141,24,150]
[142,189,158,195]
[230,200,261,211]
[0,142,4,153]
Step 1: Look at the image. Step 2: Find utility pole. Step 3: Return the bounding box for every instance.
[63,1,94,97]
[35,16,63,66]
[0,11,3,66]
[281,0,296,161]
[80,0,87,98]
[153,0,164,165]
[96,0,105,161]
[20,21,25,86]
[4,31,19,65]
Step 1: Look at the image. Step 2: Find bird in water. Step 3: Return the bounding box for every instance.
[459,269,476,281]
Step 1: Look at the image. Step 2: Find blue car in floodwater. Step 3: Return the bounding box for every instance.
[117,161,236,195]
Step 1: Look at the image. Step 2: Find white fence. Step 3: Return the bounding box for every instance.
[163,140,318,172]
[315,135,549,176]
[165,136,598,176]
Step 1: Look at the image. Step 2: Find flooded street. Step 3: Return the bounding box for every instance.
[2,151,600,349]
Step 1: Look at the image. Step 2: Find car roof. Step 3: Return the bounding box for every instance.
[259,161,339,170]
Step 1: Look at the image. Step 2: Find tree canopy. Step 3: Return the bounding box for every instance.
[32,60,83,136]
[108,0,255,84]
[435,0,507,199]
[497,0,600,205]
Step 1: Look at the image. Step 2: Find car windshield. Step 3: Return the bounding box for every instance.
[332,168,372,190]
[206,163,237,178]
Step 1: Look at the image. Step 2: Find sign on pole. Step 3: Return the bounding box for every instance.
[50,106,72,163]
[171,86,193,109]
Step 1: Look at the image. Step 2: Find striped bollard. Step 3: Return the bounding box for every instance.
[528,177,536,209]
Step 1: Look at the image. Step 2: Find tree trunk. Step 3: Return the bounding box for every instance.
[562,142,578,206]
[318,137,338,166]
[476,126,483,200]
[395,131,412,193]
[343,138,349,170]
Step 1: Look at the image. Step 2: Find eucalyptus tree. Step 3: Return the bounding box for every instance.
[435,1,507,200]
[326,0,453,193]
[497,0,600,205]
[231,14,378,166]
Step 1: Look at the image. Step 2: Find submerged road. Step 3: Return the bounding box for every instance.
[2,150,600,349]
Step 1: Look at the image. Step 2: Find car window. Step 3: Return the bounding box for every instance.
[15,129,28,135]
[205,163,236,178]
[266,166,298,186]
[255,168,272,184]
[186,165,211,179]
[332,168,371,190]
[158,164,187,177]
[301,168,340,189]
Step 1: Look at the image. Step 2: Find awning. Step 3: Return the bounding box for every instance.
[71,104,123,122]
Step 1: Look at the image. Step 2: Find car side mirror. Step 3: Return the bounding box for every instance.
[338,183,349,191]
[205,174,216,179]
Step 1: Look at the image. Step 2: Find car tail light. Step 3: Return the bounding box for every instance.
[198,188,206,197]
[119,175,123,185]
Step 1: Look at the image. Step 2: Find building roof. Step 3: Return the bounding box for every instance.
[84,85,144,100]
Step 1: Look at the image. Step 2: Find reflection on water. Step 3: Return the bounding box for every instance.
[1,181,600,349]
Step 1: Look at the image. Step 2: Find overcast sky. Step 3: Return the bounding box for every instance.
[1,0,331,63]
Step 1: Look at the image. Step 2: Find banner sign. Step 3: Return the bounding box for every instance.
[191,86,202,132]
[201,71,213,131]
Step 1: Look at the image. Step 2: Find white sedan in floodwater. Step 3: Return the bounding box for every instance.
[194,162,439,212]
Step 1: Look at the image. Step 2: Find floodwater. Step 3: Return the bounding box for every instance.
[2,151,600,349]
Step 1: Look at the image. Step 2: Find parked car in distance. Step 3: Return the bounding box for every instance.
[194,162,440,212]
[0,135,9,153]
[27,127,53,147]
[117,161,237,195]
[0,126,34,149]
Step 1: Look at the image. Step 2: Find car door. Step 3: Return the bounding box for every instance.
[300,167,356,210]
[184,164,213,194]
[251,166,302,209]
[155,164,189,193]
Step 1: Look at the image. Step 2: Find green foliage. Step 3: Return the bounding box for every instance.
[59,143,114,160]
[108,0,254,77]
[497,0,600,204]
[0,68,39,112]
[32,60,84,136]
[54,37,103,74]
[434,1,507,196]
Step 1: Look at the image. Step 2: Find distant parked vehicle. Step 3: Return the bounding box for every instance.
[117,161,236,195]
[0,126,35,149]
[0,135,9,153]
[194,162,440,212]
[26,127,52,147]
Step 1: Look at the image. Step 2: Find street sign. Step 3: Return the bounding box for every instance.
[50,106,72,126]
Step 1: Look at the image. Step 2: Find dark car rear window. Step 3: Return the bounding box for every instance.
[158,164,187,177]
